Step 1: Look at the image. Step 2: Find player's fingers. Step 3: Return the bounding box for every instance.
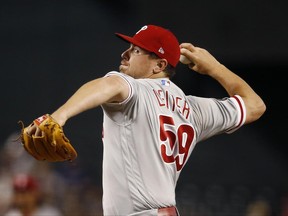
[26,123,43,136]
[35,127,43,137]
[180,43,196,52]
[26,123,36,135]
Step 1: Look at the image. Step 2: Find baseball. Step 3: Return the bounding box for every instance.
[179,48,192,64]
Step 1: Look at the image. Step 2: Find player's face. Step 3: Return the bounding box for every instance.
[119,44,158,79]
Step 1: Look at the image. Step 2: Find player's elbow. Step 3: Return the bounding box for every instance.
[245,99,266,124]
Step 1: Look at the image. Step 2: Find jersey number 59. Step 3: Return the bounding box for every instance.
[159,115,195,171]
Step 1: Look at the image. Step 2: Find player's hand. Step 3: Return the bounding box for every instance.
[180,43,222,76]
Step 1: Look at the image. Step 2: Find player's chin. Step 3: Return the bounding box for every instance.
[119,64,128,73]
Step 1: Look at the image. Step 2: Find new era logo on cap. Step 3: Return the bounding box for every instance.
[158,47,164,54]
[115,25,180,67]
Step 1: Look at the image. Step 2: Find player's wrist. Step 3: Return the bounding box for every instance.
[50,112,67,127]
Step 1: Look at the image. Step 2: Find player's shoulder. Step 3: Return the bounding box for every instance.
[105,71,131,79]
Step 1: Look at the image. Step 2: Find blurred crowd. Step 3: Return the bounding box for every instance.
[0,131,102,216]
[0,131,287,216]
[176,183,288,216]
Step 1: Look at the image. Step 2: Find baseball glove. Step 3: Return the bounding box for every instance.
[18,114,77,162]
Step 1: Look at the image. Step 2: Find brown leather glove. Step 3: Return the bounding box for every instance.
[19,114,77,162]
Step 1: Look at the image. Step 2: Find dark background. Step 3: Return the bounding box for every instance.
[1,0,287,210]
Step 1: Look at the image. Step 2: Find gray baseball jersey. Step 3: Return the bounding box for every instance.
[101,71,246,216]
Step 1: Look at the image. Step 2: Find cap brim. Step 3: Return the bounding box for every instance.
[115,33,152,53]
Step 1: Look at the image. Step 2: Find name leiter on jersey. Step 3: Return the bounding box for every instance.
[153,88,190,119]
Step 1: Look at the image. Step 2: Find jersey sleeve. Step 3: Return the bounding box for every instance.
[225,95,246,133]
[104,71,134,106]
[101,71,138,123]
[188,94,246,142]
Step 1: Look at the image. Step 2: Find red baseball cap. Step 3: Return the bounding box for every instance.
[13,174,39,192]
[115,25,180,68]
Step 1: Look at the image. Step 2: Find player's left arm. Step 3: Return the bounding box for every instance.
[26,74,129,137]
[51,75,129,126]
[180,43,266,124]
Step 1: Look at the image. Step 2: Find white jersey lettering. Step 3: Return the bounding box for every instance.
[153,89,190,119]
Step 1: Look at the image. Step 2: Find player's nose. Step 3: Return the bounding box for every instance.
[121,49,130,60]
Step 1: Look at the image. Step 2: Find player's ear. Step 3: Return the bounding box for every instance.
[153,59,168,74]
